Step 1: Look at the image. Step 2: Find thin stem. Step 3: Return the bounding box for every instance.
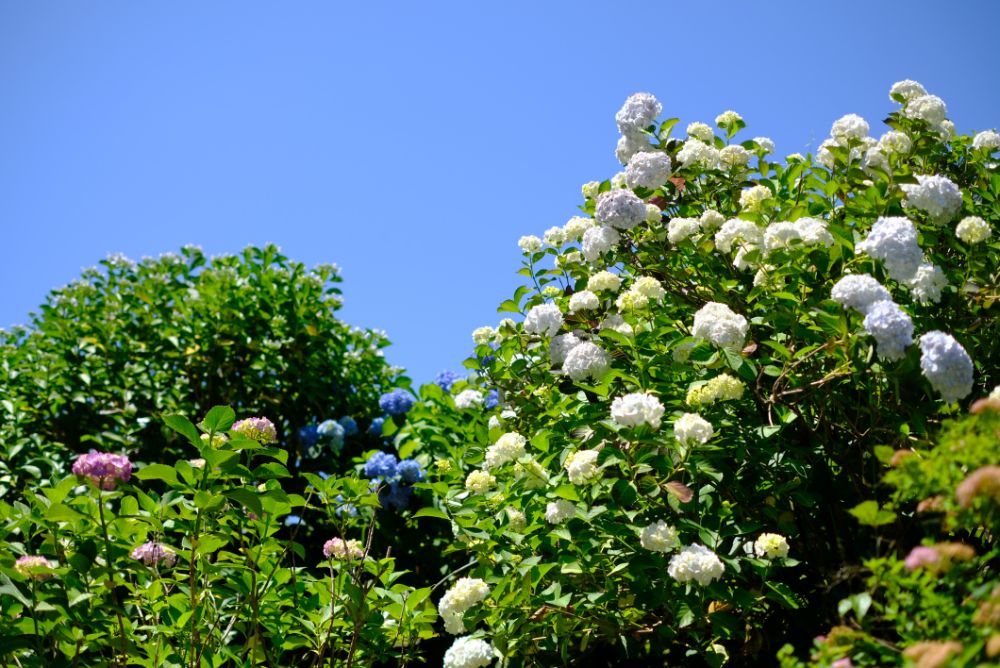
[96,490,128,668]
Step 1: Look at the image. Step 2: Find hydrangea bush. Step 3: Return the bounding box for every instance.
[392,81,998,664]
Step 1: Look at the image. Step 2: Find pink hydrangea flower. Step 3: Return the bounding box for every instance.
[232,417,277,444]
[72,451,132,490]
[131,541,177,567]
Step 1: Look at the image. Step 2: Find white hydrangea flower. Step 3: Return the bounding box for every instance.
[564,215,596,241]
[581,226,621,263]
[518,235,542,253]
[443,636,494,668]
[990,386,1000,400]
[901,174,963,224]
[919,331,974,403]
[714,219,763,254]
[513,458,548,489]
[487,415,502,431]
[815,139,837,170]
[890,79,927,102]
[633,276,665,301]
[616,92,662,135]
[506,507,526,532]
[938,120,956,139]
[973,130,1000,151]
[563,341,610,381]
[587,270,622,293]
[686,373,744,406]
[700,209,725,231]
[719,145,751,169]
[668,217,701,245]
[646,203,662,223]
[611,392,665,429]
[786,152,805,162]
[715,110,743,127]
[565,449,600,485]
[692,302,749,349]
[855,216,924,282]
[568,290,600,313]
[600,314,633,337]
[831,274,892,315]
[956,216,991,244]
[596,189,647,230]
[687,121,714,142]
[753,137,775,153]
[794,217,834,247]
[610,171,628,189]
[904,94,947,125]
[674,412,714,447]
[523,303,563,337]
[640,520,679,552]
[455,390,484,410]
[668,544,725,586]
[905,262,948,305]
[677,139,721,169]
[465,470,496,495]
[549,332,583,366]
[545,499,576,524]
[739,185,773,213]
[762,222,800,254]
[862,300,914,361]
[672,340,697,363]
[557,251,582,267]
[581,181,601,200]
[625,151,673,190]
[863,147,889,174]
[754,533,790,559]
[543,226,566,247]
[879,130,912,154]
[438,578,491,635]
[830,114,870,144]
[616,133,652,165]
[484,432,527,469]
[472,326,496,345]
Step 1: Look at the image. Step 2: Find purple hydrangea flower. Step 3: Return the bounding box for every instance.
[72,451,132,490]
[233,417,277,444]
[14,555,55,580]
[379,389,415,417]
[131,541,177,568]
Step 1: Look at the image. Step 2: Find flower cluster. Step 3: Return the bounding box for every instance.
[640,521,679,553]
[918,332,974,403]
[435,370,464,391]
[322,537,364,560]
[901,174,963,224]
[673,413,714,447]
[131,541,178,567]
[363,451,424,509]
[465,470,496,495]
[379,388,416,416]
[831,274,892,315]
[862,300,914,361]
[438,577,491,634]
[691,302,748,349]
[523,303,563,337]
[233,417,277,444]
[562,341,610,381]
[623,152,672,190]
[72,451,133,490]
[956,466,1000,508]
[565,449,600,485]
[484,432,527,469]
[753,533,790,559]
[668,544,725,586]
[610,392,665,429]
[14,555,55,580]
[544,499,576,524]
[454,389,484,410]
[856,216,923,282]
[443,636,495,668]
[956,216,991,244]
[686,374,744,406]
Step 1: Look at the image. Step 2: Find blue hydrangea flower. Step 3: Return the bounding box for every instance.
[397,459,425,483]
[334,494,358,517]
[284,514,303,526]
[364,451,399,479]
[380,481,413,510]
[338,416,359,436]
[298,424,319,448]
[317,419,346,452]
[367,417,385,436]
[480,342,500,366]
[379,388,415,417]
[484,389,499,410]
[434,370,462,392]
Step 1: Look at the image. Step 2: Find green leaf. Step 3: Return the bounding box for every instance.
[553,485,580,502]
[765,581,801,609]
[201,406,236,434]
[45,502,86,523]
[134,463,179,485]
[413,507,449,521]
[848,500,896,526]
[164,414,203,449]
[224,488,263,517]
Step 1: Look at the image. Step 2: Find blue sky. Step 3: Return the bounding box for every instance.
[2,1,999,384]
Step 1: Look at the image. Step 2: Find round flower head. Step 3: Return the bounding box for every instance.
[615,92,662,135]
[323,537,364,560]
[687,122,714,142]
[563,215,596,242]
[830,114,870,144]
[611,392,665,430]
[581,181,601,200]
[863,300,914,362]
[436,370,464,391]
[668,544,725,586]
[855,217,923,282]
[624,151,673,190]
[601,314,633,337]
[973,130,1000,151]
[714,219,763,257]
[506,507,527,532]
[438,577,491,635]
[831,274,892,315]
[691,302,749,349]
[397,459,425,483]
[562,341,610,381]
[956,465,1000,508]
[753,533,790,559]
[739,185,772,213]
[616,133,652,165]
[640,521,679,552]
[646,203,662,223]
[919,331,974,403]
[14,555,56,580]
[890,79,927,102]
[233,417,277,444]
[565,449,600,485]
[316,419,345,453]
[901,174,962,224]
[595,189,647,230]
[905,262,948,305]
[471,327,496,346]
[379,388,415,416]
[956,216,991,244]
[587,270,622,293]
[364,451,399,480]
[904,94,947,125]
[668,217,700,245]
[815,139,836,170]
[338,416,358,437]
[517,235,542,253]
[715,110,743,127]
[443,636,495,668]
[465,470,496,495]
[72,451,133,490]
[674,413,714,448]
[753,136,775,154]
[686,373,744,406]
[568,290,600,313]
[676,139,721,169]
[454,390,484,410]
[484,432,527,470]
[131,541,178,568]
[545,499,576,524]
[879,130,911,155]
[543,226,566,247]
[523,303,563,337]
[719,145,750,169]
[549,332,584,367]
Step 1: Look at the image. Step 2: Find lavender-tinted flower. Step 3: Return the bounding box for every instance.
[131,541,177,568]
[379,388,415,417]
[233,417,277,444]
[72,451,133,490]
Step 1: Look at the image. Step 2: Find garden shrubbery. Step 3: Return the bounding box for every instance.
[2,80,999,667]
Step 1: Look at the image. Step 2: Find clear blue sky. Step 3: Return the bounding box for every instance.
[2,1,999,384]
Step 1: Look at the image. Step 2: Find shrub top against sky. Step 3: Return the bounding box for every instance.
[2,0,999,385]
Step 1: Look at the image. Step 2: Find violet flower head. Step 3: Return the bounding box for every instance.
[131,541,177,568]
[72,451,132,490]
[233,416,277,444]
